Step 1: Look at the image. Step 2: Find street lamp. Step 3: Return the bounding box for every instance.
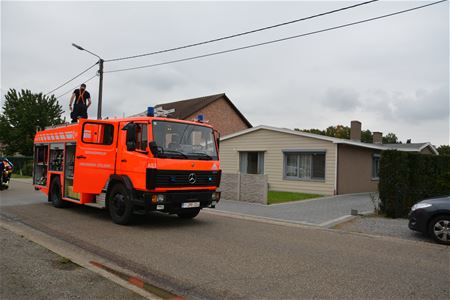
[72,43,104,120]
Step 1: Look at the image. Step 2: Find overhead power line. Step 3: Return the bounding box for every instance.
[45,61,98,96]
[55,73,98,100]
[105,0,447,74]
[104,0,380,62]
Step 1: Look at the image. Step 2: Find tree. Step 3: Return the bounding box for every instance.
[325,125,350,139]
[0,89,64,156]
[437,145,450,156]
[382,133,400,144]
[295,128,324,135]
[361,129,373,143]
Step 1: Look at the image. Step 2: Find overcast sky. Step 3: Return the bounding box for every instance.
[1,1,449,145]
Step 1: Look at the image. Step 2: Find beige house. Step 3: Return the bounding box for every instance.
[220,121,438,196]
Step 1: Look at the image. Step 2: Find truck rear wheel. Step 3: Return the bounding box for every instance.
[177,208,200,219]
[108,183,134,225]
[50,177,65,208]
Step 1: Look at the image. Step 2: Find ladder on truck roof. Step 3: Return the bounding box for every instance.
[154,107,175,117]
[43,123,73,130]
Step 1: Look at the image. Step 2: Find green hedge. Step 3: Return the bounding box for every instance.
[379,150,450,218]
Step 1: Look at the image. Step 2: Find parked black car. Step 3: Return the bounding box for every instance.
[408,196,450,245]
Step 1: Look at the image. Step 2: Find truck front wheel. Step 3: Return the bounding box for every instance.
[177,208,200,219]
[108,183,134,225]
[50,177,65,208]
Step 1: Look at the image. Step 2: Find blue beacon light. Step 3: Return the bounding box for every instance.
[147,107,154,117]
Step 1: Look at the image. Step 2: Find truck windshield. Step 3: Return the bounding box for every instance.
[152,120,218,160]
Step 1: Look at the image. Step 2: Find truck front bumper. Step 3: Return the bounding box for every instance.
[141,190,220,213]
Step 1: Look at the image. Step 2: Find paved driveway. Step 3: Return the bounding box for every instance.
[214,193,375,226]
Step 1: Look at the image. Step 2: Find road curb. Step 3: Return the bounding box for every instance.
[318,215,356,228]
[204,208,318,228]
[0,217,174,300]
[10,178,33,184]
[204,208,374,229]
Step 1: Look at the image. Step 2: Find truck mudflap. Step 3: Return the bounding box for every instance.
[134,190,220,213]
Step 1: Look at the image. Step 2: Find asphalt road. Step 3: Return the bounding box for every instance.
[1,180,449,299]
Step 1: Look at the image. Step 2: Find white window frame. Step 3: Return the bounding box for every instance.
[372,153,381,180]
[239,151,265,175]
[282,150,326,181]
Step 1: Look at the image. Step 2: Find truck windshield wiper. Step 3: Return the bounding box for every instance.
[187,152,213,160]
[163,150,188,159]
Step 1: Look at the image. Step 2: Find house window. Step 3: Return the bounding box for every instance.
[284,151,326,180]
[372,154,380,180]
[239,152,264,174]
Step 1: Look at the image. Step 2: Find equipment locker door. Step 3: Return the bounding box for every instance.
[73,120,117,194]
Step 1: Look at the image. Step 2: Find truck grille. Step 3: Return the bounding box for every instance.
[146,169,221,189]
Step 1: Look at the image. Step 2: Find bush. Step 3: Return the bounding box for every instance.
[6,156,33,176]
[379,150,450,218]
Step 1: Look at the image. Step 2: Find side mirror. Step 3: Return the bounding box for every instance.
[214,129,220,150]
[122,123,136,151]
[149,141,159,157]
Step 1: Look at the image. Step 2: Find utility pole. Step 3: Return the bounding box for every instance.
[72,43,104,120]
[97,59,104,120]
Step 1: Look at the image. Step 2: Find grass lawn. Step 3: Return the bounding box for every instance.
[268,190,322,205]
[11,174,32,179]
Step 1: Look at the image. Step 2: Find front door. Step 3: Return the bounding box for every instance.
[115,121,150,191]
[73,120,117,194]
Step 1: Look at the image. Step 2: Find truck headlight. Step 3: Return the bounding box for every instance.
[411,203,432,211]
[157,194,165,203]
[151,194,165,204]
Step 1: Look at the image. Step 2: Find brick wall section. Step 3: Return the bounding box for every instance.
[185,97,250,136]
[219,173,268,204]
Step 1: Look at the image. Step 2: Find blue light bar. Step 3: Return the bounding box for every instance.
[147,107,154,117]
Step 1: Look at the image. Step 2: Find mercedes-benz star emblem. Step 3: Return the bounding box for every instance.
[188,173,197,184]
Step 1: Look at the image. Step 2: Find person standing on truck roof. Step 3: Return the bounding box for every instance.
[69,83,91,123]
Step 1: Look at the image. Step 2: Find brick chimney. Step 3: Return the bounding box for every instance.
[373,132,383,144]
[350,120,361,141]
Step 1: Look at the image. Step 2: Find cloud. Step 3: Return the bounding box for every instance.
[396,86,449,122]
[321,87,361,111]
[1,1,449,145]
[358,85,449,123]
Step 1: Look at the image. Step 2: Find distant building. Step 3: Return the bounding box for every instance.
[132,93,252,136]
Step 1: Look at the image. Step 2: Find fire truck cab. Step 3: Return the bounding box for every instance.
[33,109,221,224]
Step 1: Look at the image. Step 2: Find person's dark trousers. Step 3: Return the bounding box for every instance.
[0,163,4,184]
[71,103,88,123]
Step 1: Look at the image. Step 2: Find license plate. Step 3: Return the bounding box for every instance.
[182,202,200,208]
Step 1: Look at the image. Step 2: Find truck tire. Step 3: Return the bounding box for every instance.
[177,208,200,219]
[108,183,134,225]
[50,176,65,208]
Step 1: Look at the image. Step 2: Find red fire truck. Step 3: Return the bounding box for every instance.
[33,109,221,224]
